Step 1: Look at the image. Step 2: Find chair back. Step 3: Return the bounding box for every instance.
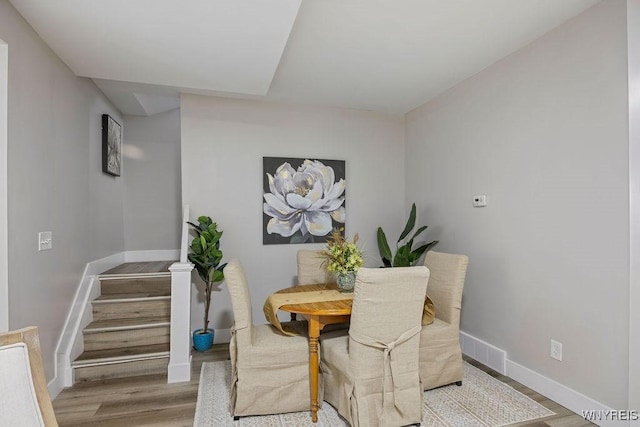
[297,250,333,285]
[348,266,429,379]
[224,259,254,336]
[424,251,468,327]
[0,327,58,427]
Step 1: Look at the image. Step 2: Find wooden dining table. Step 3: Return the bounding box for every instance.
[264,283,353,423]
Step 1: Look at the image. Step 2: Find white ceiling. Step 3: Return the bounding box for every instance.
[10,0,600,116]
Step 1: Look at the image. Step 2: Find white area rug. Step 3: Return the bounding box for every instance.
[193,360,554,427]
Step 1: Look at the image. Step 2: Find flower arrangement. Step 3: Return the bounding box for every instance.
[322,228,364,274]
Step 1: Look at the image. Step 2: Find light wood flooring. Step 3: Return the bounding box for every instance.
[53,345,595,427]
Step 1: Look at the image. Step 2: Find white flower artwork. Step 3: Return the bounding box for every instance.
[102,114,122,177]
[263,157,346,244]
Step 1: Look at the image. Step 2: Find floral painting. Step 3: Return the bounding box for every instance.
[263,157,346,244]
[102,114,122,177]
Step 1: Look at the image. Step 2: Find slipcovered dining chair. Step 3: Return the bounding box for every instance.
[321,266,429,427]
[297,250,333,285]
[419,251,469,390]
[0,326,58,427]
[225,258,315,418]
[293,249,334,321]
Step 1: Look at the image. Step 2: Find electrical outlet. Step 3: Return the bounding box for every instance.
[472,195,487,207]
[550,339,562,361]
[38,231,52,251]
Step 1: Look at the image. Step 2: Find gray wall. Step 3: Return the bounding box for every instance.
[1,0,125,379]
[1,37,8,332]
[181,95,406,334]
[627,0,640,412]
[123,109,181,251]
[405,1,629,408]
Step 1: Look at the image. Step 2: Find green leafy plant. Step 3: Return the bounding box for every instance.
[187,216,226,334]
[377,203,438,267]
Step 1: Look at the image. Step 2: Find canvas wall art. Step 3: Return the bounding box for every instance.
[102,114,122,177]
[263,157,346,244]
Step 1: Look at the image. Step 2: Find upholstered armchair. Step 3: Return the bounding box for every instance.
[225,259,314,418]
[0,326,58,426]
[321,266,429,427]
[419,251,469,390]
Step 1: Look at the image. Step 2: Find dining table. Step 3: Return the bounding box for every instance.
[263,283,353,423]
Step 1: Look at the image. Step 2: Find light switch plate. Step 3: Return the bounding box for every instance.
[38,231,52,251]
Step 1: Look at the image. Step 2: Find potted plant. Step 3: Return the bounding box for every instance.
[377,203,438,267]
[321,228,364,293]
[187,216,226,351]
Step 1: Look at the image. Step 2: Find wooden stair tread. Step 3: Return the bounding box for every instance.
[74,344,170,365]
[100,261,176,276]
[95,291,170,301]
[85,316,171,331]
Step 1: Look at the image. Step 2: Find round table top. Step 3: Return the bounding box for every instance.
[276,283,353,316]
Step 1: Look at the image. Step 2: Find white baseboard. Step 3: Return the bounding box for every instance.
[460,331,625,427]
[47,370,65,400]
[214,328,231,344]
[124,249,180,263]
[460,330,506,374]
[506,360,626,427]
[168,357,192,383]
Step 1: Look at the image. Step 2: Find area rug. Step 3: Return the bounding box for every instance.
[193,360,554,427]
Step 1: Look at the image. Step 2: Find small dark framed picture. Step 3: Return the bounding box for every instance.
[102,114,122,176]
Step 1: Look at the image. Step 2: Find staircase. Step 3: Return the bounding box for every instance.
[71,261,175,382]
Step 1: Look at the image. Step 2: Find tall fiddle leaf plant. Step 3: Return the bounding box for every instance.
[377,203,438,267]
[187,216,226,333]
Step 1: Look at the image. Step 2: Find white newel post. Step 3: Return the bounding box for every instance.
[168,261,194,383]
[168,204,193,383]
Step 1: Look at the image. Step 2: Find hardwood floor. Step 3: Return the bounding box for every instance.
[53,344,228,427]
[53,346,594,426]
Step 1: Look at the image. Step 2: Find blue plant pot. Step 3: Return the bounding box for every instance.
[192,329,214,352]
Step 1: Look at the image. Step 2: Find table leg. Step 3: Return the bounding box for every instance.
[308,316,320,423]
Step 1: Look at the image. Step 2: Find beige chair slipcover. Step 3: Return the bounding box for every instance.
[292,250,334,322]
[0,327,58,427]
[297,250,334,285]
[320,266,429,427]
[419,251,469,390]
[225,259,315,417]
[296,249,349,331]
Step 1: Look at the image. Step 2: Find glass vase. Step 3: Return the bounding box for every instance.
[336,271,356,293]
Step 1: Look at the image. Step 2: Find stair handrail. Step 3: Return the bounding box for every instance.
[168,204,194,383]
[179,204,190,263]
